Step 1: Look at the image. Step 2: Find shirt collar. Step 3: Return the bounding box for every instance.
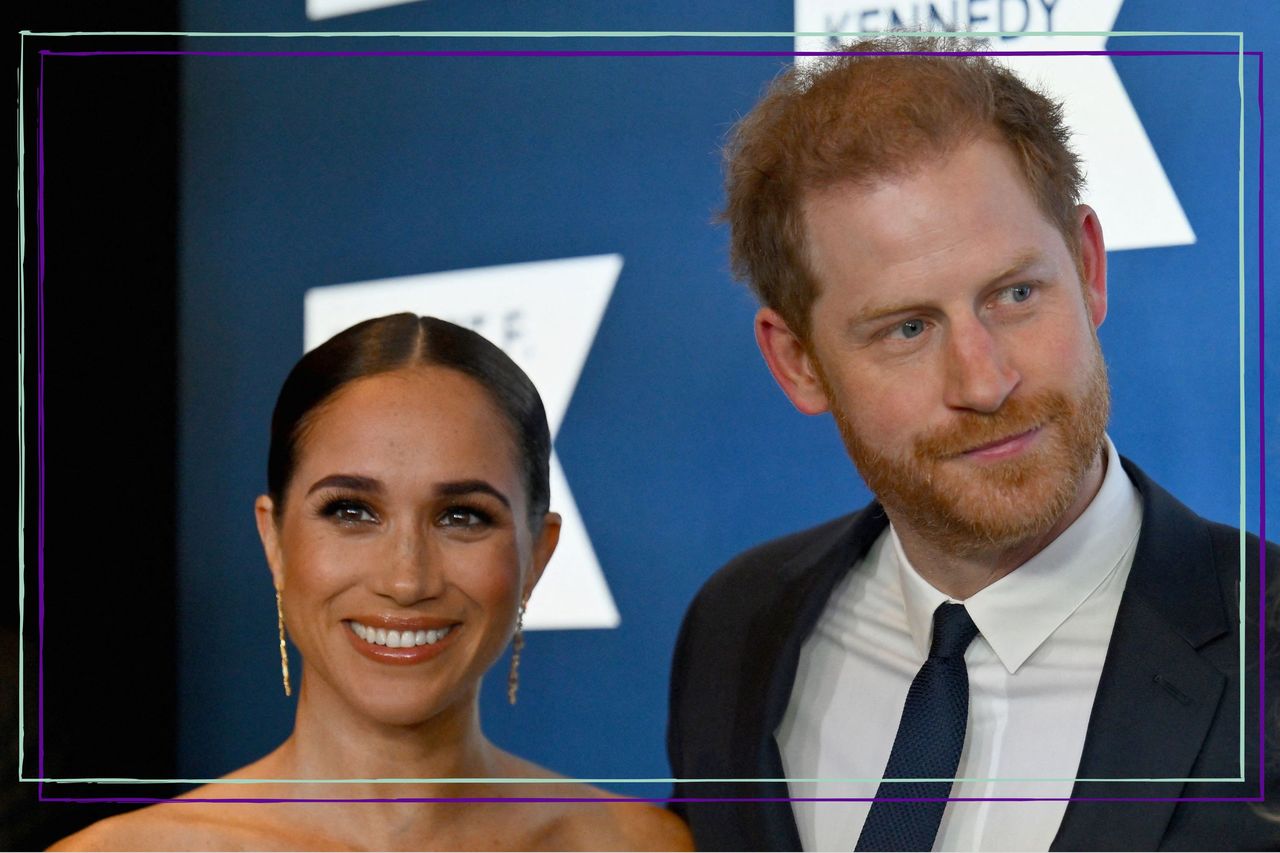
[893,436,1143,673]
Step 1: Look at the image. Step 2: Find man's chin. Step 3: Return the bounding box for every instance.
[922,490,1070,557]
[873,453,1085,557]
[834,345,1111,558]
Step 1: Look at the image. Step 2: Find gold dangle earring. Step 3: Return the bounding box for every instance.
[507,602,526,705]
[276,587,292,697]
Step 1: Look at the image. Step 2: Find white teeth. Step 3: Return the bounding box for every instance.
[350,621,453,648]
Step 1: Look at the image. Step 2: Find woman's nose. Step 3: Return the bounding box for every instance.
[376,528,446,606]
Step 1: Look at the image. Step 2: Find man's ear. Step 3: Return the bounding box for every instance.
[754,307,832,416]
[1075,204,1108,329]
[254,494,285,590]
[523,512,561,604]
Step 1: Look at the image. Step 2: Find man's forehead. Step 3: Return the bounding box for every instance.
[800,141,1071,293]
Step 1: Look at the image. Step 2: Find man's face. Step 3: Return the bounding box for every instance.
[795,135,1110,555]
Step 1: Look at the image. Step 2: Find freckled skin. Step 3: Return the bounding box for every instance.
[801,139,1101,439]
[757,135,1111,596]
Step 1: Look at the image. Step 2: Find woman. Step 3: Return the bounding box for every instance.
[54,314,692,851]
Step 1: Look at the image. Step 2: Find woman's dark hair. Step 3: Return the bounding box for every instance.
[266,313,551,526]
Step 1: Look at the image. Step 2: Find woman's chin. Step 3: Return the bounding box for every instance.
[347,693,466,730]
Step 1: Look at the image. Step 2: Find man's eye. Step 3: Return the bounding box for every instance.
[895,319,926,339]
[1007,284,1034,303]
[439,507,492,528]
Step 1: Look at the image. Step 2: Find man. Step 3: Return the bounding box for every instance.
[667,37,1277,851]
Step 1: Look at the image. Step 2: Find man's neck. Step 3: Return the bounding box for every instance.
[891,451,1108,600]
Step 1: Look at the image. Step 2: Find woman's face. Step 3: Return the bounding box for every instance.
[255,365,558,727]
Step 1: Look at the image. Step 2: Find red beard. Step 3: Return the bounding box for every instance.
[824,341,1110,556]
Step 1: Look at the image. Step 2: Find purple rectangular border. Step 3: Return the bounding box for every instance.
[30,46,1267,806]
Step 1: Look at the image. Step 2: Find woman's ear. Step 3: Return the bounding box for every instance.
[254,494,285,590]
[523,512,562,603]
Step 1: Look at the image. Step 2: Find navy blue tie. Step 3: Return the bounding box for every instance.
[855,602,980,852]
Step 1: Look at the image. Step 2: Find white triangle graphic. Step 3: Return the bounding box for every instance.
[303,254,623,630]
[794,0,1195,251]
[305,0,422,20]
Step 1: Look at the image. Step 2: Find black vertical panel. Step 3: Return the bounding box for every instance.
[13,7,180,849]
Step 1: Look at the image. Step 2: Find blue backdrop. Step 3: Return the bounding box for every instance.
[168,2,1276,796]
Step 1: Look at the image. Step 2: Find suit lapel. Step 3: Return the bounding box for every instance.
[1052,460,1230,850]
[739,504,890,850]
[1050,596,1228,849]
[735,459,1229,850]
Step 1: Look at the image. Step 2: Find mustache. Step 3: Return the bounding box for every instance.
[913,391,1074,460]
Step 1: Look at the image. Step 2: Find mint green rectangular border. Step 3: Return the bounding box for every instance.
[17,28,1253,788]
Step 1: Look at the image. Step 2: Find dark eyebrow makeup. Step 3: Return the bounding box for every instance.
[436,480,511,510]
[305,474,511,511]
[306,474,383,497]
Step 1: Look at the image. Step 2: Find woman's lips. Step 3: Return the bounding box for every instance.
[960,426,1042,461]
[343,617,461,665]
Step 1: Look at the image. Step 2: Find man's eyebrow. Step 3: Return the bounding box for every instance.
[306,474,383,496]
[985,250,1047,286]
[435,479,511,509]
[848,298,931,331]
[847,251,1048,331]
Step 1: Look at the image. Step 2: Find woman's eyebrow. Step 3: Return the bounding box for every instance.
[306,474,383,496]
[435,479,511,509]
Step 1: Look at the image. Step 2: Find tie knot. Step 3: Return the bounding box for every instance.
[929,602,978,659]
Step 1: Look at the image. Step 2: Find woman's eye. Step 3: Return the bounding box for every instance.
[323,500,376,525]
[439,507,492,528]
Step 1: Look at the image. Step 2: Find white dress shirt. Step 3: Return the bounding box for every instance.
[777,438,1144,852]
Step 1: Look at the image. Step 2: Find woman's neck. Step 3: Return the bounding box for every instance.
[285,675,497,782]
[249,673,521,848]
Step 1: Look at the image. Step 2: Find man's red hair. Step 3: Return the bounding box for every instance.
[722,36,1084,342]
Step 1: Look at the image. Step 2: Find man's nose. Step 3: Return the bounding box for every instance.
[376,527,447,606]
[942,318,1020,413]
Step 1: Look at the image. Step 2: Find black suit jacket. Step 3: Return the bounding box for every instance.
[667,459,1279,851]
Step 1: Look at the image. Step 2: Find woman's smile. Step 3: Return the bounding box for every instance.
[343,617,463,665]
[266,365,541,725]
[55,314,689,851]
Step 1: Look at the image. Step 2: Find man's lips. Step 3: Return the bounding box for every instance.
[957,426,1042,460]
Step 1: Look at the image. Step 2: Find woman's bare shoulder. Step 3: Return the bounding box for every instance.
[529,781,694,852]
[47,810,142,852]
[495,754,692,851]
[592,797,695,852]
[48,800,230,852]
[47,781,303,852]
